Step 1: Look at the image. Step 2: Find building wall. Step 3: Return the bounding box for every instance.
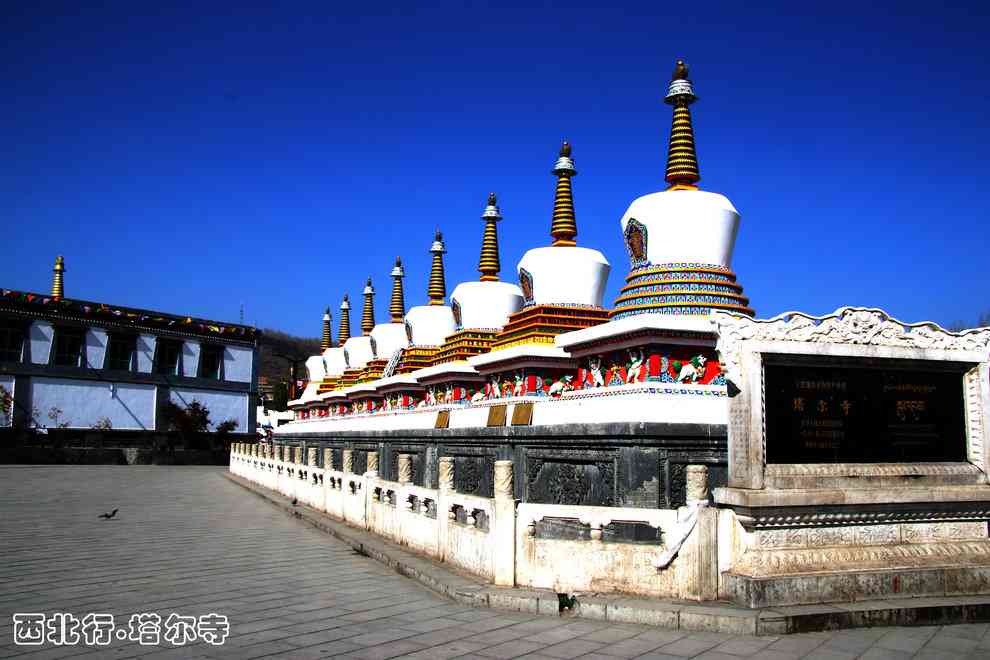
[171,387,249,432]
[31,377,157,430]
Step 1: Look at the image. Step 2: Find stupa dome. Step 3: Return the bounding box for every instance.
[405,305,456,345]
[370,322,408,360]
[516,247,609,307]
[342,336,374,368]
[451,280,523,329]
[620,190,739,268]
[322,346,348,376]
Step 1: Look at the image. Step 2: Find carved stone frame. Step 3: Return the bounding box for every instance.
[712,307,990,493]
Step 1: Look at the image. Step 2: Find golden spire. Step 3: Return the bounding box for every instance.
[664,59,700,190]
[427,229,447,305]
[338,294,351,344]
[389,257,406,322]
[361,277,375,335]
[320,307,332,351]
[51,255,65,299]
[550,141,578,246]
[479,192,502,281]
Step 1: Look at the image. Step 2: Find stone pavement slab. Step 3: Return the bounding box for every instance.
[0,466,989,659]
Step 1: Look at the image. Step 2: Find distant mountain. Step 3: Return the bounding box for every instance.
[257,329,320,383]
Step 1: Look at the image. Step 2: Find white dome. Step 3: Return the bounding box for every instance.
[321,346,348,376]
[405,305,456,345]
[620,190,740,268]
[304,355,326,383]
[450,281,523,330]
[516,246,609,307]
[342,336,375,368]
[370,322,409,359]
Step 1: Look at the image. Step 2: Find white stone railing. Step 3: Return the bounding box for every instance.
[229,444,717,600]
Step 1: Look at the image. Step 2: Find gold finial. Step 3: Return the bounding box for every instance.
[321,306,333,350]
[52,255,65,299]
[664,59,700,190]
[427,230,447,305]
[361,277,375,335]
[550,140,578,247]
[479,192,502,281]
[338,294,351,344]
[389,257,406,322]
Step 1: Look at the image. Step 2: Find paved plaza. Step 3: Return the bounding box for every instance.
[0,466,988,659]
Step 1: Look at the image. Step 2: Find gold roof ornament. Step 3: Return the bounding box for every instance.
[664,59,701,190]
[361,277,376,335]
[389,257,406,322]
[550,141,578,246]
[427,229,447,305]
[479,192,502,281]
[320,306,333,350]
[52,255,65,299]
[338,294,351,344]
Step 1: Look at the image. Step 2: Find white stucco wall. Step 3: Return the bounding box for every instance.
[223,346,253,383]
[29,321,54,365]
[170,387,249,432]
[85,329,108,369]
[181,341,201,378]
[136,334,157,372]
[31,377,156,430]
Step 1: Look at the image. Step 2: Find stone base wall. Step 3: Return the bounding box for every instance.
[231,444,719,601]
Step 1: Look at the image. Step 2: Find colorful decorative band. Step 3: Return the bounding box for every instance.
[614,293,751,307]
[618,282,743,296]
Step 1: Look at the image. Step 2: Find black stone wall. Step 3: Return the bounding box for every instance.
[279,422,727,510]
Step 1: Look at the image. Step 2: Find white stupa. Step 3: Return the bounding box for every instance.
[515,142,610,308]
[341,278,377,368]
[450,193,523,330]
[369,258,410,366]
[405,232,456,345]
[611,60,752,320]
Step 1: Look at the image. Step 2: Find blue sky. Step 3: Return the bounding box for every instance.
[4,1,989,337]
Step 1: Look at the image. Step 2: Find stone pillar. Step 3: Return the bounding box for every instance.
[293,446,302,464]
[323,448,334,471]
[342,449,353,474]
[397,454,412,484]
[493,460,516,587]
[438,457,454,492]
[367,451,378,475]
[275,445,282,462]
[686,464,709,503]
[307,447,317,467]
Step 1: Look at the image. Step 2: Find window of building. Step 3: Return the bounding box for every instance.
[0,322,26,363]
[52,327,86,367]
[154,339,182,375]
[199,344,224,380]
[105,334,136,371]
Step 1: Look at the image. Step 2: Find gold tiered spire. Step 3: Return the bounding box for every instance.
[361,278,375,335]
[550,142,578,246]
[664,59,700,190]
[427,230,447,305]
[320,307,333,350]
[338,295,351,344]
[479,193,502,281]
[51,255,65,299]
[389,257,406,322]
